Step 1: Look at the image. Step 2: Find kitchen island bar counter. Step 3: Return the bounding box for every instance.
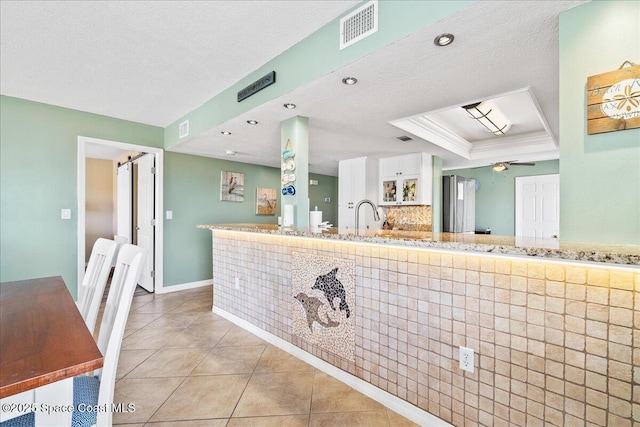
[199,223,640,265]
[203,223,639,426]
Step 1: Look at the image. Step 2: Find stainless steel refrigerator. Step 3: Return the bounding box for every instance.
[443,175,476,233]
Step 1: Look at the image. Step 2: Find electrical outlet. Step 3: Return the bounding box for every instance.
[234,277,240,290]
[459,346,474,372]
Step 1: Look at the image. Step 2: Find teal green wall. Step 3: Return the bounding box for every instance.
[164,153,280,287]
[446,160,560,236]
[559,1,640,244]
[0,96,339,294]
[309,173,338,226]
[0,95,163,297]
[164,1,474,149]
[162,155,339,286]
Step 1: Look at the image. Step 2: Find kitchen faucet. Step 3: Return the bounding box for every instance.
[355,199,381,233]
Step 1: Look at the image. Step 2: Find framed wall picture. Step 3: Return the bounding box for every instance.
[256,187,277,215]
[220,171,245,202]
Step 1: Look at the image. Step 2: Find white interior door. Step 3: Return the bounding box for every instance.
[116,163,132,244]
[136,154,155,292]
[515,174,560,238]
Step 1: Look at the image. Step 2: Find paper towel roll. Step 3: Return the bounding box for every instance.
[309,210,322,228]
[309,210,323,233]
[283,205,295,227]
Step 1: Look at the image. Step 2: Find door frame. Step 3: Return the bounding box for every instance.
[77,136,164,293]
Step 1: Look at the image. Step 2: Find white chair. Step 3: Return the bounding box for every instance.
[74,243,146,427]
[1,244,146,427]
[77,238,118,335]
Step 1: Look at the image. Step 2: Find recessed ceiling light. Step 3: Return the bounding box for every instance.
[247,120,258,125]
[283,103,296,109]
[434,33,454,47]
[225,150,236,156]
[342,77,358,85]
[221,131,231,135]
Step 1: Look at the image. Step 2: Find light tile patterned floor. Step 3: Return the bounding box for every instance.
[112,285,419,426]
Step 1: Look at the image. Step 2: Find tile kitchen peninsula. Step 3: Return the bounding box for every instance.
[200,223,640,426]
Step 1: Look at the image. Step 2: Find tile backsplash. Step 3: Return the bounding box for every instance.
[385,205,432,231]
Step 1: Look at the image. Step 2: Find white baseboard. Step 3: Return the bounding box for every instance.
[212,306,453,427]
[157,279,212,294]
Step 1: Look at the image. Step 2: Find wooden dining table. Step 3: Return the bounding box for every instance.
[0,276,104,425]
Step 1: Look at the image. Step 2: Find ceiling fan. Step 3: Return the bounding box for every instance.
[491,160,535,171]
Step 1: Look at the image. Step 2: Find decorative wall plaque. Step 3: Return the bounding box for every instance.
[220,171,245,202]
[586,61,640,135]
[256,187,276,215]
[237,71,276,102]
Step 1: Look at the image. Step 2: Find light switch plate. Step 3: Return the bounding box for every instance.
[61,209,71,220]
[166,210,173,219]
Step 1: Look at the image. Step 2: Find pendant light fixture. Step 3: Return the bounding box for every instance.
[462,101,512,135]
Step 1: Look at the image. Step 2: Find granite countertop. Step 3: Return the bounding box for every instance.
[198,224,640,266]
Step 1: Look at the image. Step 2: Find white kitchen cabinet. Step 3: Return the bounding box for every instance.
[380,153,421,178]
[338,157,379,231]
[379,153,432,206]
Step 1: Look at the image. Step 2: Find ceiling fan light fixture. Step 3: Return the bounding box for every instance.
[492,162,508,172]
[462,100,512,135]
[434,33,454,47]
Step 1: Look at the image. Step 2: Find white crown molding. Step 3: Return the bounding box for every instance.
[390,115,472,159]
[469,131,558,160]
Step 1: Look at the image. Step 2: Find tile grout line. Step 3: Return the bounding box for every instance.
[225,336,268,420]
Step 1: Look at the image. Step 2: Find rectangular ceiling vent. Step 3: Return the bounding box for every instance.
[395,135,413,142]
[339,0,378,50]
[179,120,189,139]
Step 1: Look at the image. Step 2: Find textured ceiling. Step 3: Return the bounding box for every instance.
[0,0,359,127]
[1,1,587,175]
[173,1,587,174]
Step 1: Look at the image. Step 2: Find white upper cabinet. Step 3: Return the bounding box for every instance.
[380,153,422,178]
[379,153,432,206]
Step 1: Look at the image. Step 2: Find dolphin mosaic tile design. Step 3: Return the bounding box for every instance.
[291,252,355,361]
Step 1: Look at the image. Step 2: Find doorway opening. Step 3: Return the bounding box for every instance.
[77,136,164,297]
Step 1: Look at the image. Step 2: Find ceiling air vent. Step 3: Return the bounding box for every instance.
[179,120,189,139]
[340,0,378,50]
[395,135,413,142]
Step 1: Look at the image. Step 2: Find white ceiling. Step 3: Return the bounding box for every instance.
[0,0,359,127]
[1,1,587,175]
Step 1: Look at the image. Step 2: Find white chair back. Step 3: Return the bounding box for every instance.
[77,238,118,334]
[95,244,146,427]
